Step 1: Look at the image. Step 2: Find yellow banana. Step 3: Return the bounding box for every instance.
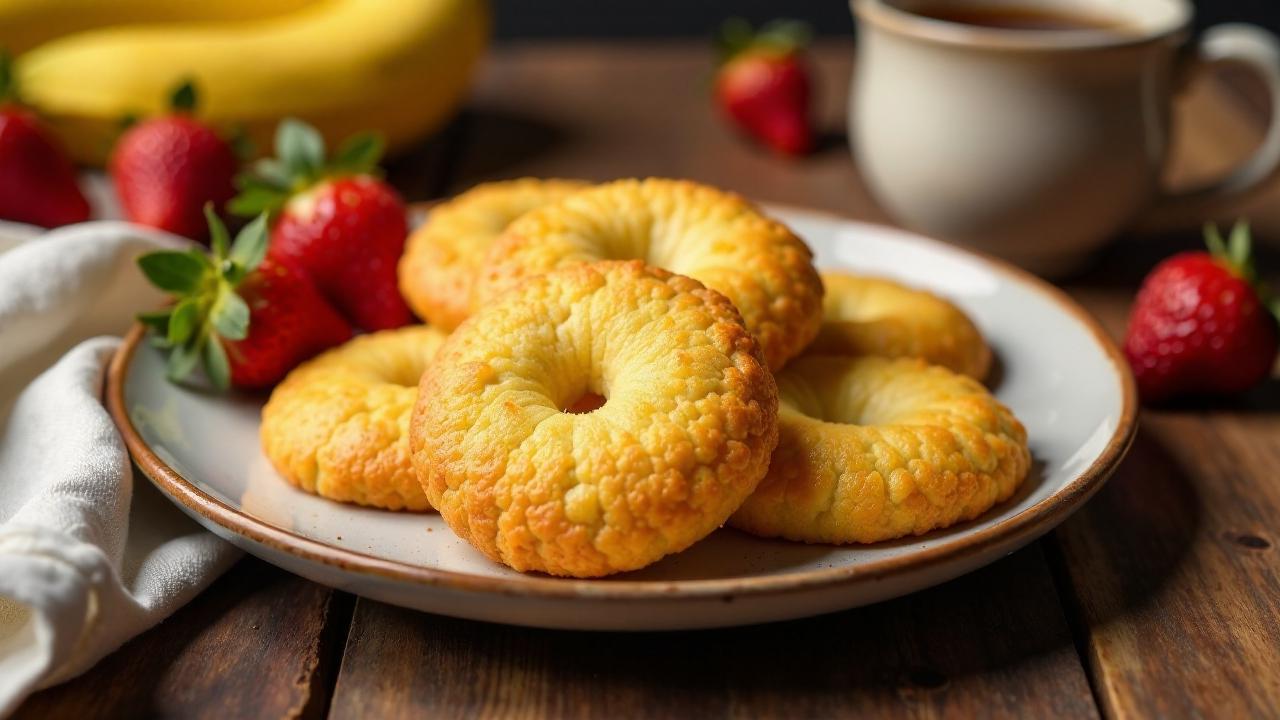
[0,0,316,56]
[14,0,490,165]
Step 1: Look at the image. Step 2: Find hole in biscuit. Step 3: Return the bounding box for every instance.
[563,393,606,414]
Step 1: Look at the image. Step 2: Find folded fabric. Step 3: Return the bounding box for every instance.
[0,222,241,717]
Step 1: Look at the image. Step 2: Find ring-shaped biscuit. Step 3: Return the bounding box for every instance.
[261,325,449,511]
[475,178,824,370]
[411,261,779,577]
[730,355,1029,544]
[808,272,992,379]
[398,178,590,330]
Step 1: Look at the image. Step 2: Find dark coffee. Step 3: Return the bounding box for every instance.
[910,4,1126,32]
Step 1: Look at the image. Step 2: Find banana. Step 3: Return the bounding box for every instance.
[0,0,316,56]
[13,0,490,165]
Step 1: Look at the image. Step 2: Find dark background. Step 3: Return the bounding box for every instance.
[492,0,1280,39]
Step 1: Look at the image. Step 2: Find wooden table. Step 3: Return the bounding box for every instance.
[18,40,1280,719]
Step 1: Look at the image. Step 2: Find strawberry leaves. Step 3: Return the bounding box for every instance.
[226,212,270,280]
[202,336,231,390]
[278,118,325,178]
[211,285,249,339]
[136,204,270,390]
[137,251,206,293]
[230,118,385,217]
[1205,221,1280,326]
[716,18,811,64]
[0,49,17,105]
[169,79,198,113]
[333,132,385,174]
[1205,221,1256,282]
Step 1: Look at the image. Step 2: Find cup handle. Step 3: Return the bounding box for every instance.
[1139,23,1280,232]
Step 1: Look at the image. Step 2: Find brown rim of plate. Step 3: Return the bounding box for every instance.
[106,204,1139,602]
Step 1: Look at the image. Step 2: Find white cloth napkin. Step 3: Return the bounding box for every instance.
[0,220,241,716]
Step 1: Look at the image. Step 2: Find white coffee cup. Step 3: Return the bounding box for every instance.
[850,0,1280,274]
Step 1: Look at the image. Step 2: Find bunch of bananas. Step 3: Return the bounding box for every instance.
[1,0,490,165]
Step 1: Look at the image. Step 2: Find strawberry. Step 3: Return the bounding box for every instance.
[1124,222,1280,403]
[231,119,411,331]
[0,51,90,227]
[137,206,352,391]
[714,19,814,156]
[110,80,240,242]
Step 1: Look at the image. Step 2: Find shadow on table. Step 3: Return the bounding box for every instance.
[1048,424,1202,624]
[814,127,850,156]
[1063,227,1280,291]
[381,107,570,203]
[335,543,1098,717]
[444,107,570,190]
[1150,376,1280,414]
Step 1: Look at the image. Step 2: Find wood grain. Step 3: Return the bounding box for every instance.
[1050,409,1280,718]
[330,545,1097,720]
[14,557,353,720]
[452,41,890,222]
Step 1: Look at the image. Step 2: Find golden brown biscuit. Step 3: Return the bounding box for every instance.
[730,355,1029,544]
[398,178,590,329]
[475,178,824,370]
[411,261,779,577]
[807,273,992,379]
[261,325,448,511]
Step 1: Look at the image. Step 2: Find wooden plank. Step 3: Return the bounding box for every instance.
[330,41,1100,719]
[1049,398,1280,718]
[329,545,1098,720]
[451,40,890,222]
[15,556,353,720]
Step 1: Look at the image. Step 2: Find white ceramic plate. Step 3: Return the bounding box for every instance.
[108,205,1137,631]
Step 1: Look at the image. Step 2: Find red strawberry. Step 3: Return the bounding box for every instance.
[0,51,90,227]
[111,81,239,242]
[231,119,411,331]
[1124,222,1279,403]
[714,19,814,156]
[137,207,352,391]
